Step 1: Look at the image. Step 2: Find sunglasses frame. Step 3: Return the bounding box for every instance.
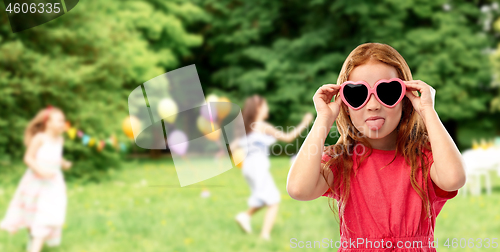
[339,77,407,110]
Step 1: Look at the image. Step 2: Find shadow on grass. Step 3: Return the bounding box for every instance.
[491,185,500,194]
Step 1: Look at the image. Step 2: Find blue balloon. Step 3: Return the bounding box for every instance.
[120,143,127,152]
[82,135,90,145]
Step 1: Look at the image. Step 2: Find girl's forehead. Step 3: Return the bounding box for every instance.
[49,110,65,119]
[348,62,398,86]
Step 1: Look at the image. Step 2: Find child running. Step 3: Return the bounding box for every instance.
[1,106,72,252]
[235,95,313,240]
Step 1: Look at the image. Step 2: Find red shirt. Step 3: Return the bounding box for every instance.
[321,147,458,251]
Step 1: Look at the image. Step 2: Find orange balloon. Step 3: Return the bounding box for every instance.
[97,140,105,152]
[216,97,231,120]
[231,148,245,169]
[204,130,221,141]
[122,116,141,139]
[65,121,71,131]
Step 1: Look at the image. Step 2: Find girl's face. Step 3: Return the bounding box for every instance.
[346,60,402,142]
[47,111,66,135]
[259,100,269,120]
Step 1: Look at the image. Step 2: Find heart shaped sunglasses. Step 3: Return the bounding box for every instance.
[339,78,407,110]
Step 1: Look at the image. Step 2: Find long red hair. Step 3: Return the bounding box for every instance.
[242,95,266,135]
[23,106,64,147]
[321,43,432,233]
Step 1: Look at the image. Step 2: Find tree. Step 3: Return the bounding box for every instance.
[188,0,497,148]
[0,0,205,181]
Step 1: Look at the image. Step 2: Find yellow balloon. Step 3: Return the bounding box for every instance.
[215,97,231,120]
[197,116,212,135]
[88,138,95,147]
[196,116,221,141]
[206,94,219,103]
[67,127,77,140]
[158,98,178,124]
[231,148,245,169]
[123,116,141,139]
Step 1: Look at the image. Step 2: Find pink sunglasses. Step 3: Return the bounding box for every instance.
[339,78,407,110]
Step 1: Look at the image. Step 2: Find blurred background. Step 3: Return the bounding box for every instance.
[1,0,500,251]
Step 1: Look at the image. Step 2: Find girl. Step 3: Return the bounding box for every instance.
[1,106,72,252]
[234,95,313,240]
[287,43,466,251]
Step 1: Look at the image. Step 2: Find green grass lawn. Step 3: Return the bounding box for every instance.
[0,157,499,252]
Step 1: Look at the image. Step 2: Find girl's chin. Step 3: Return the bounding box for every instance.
[359,129,390,139]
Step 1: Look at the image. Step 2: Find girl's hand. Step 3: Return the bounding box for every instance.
[312,84,342,122]
[62,160,72,170]
[33,169,55,179]
[404,80,436,120]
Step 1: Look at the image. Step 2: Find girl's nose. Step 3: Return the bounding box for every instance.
[365,94,381,111]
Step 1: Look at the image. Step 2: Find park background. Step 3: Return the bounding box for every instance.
[1,0,500,251]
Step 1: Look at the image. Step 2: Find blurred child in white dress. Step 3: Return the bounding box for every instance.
[234,95,313,240]
[1,106,72,252]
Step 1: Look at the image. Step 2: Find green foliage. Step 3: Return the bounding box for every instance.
[0,0,205,179]
[190,0,499,148]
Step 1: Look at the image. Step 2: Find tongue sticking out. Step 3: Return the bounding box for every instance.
[366,119,385,130]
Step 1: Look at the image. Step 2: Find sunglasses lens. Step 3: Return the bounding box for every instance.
[343,84,368,108]
[376,81,402,106]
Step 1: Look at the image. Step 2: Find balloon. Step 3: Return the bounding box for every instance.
[106,134,118,148]
[204,130,221,141]
[196,116,221,141]
[97,140,105,152]
[231,148,245,169]
[88,138,96,147]
[196,116,213,135]
[82,135,90,145]
[206,94,219,103]
[167,130,188,155]
[65,121,71,131]
[110,134,118,147]
[120,142,127,152]
[158,98,178,124]
[215,97,231,120]
[122,116,141,139]
[200,105,217,122]
[67,128,77,140]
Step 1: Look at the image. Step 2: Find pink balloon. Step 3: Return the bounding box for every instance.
[167,130,188,156]
[200,104,217,122]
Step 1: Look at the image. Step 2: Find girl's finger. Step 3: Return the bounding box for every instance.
[319,86,340,95]
[405,86,420,92]
[321,85,340,91]
[322,84,340,87]
[404,83,425,91]
[405,90,418,102]
[325,90,336,103]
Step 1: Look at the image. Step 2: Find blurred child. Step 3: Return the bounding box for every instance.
[1,105,72,252]
[234,95,313,240]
